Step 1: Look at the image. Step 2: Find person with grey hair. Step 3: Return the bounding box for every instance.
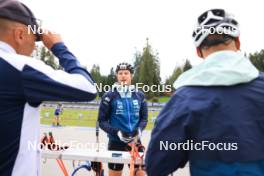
[0,0,97,175]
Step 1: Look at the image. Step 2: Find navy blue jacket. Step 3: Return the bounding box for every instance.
[98,89,148,141]
[146,73,264,176]
[0,41,97,176]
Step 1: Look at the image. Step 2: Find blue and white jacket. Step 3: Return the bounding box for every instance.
[54,106,63,116]
[0,41,97,176]
[98,86,148,142]
[146,51,264,176]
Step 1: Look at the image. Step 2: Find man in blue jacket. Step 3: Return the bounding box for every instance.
[0,0,97,175]
[146,9,264,176]
[98,62,148,176]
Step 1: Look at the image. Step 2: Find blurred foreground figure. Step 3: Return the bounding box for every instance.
[146,8,264,176]
[0,0,97,175]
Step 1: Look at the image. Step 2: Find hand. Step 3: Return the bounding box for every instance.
[41,29,62,49]
[117,131,135,143]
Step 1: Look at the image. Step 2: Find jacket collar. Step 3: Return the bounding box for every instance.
[0,41,16,54]
[174,50,259,89]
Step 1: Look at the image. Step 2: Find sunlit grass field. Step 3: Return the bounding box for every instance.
[40,108,160,130]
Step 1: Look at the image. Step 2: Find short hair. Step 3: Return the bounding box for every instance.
[199,34,235,49]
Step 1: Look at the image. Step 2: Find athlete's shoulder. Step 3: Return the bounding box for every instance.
[133,89,146,100]
[137,89,145,96]
[102,90,118,97]
[101,90,119,103]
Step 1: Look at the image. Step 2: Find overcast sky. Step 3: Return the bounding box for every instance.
[21,0,264,81]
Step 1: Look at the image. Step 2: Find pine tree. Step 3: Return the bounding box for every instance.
[249,50,264,71]
[165,67,183,88]
[107,67,116,86]
[183,59,192,72]
[90,64,102,83]
[132,51,142,84]
[36,45,60,70]
[137,38,161,99]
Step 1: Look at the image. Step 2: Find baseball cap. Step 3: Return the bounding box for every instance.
[0,0,41,41]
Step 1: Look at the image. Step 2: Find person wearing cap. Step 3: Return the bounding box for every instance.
[98,62,148,176]
[146,9,264,176]
[0,0,97,175]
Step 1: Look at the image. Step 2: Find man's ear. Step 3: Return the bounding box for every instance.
[196,48,203,58]
[234,37,240,50]
[13,27,25,45]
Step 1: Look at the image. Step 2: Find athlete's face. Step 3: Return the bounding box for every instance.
[116,70,132,85]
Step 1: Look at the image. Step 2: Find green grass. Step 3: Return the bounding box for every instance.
[41,108,159,130]
[157,96,170,103]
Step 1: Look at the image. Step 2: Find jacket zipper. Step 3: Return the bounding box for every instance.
[125,98,132,131]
